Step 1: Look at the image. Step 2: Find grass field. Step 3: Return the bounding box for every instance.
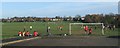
[1,22,120,39]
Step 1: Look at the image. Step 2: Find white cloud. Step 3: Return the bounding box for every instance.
[2,0,120,2]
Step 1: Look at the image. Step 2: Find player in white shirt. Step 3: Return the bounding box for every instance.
[47,26,51,36]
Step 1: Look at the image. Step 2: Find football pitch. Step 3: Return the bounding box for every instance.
[1,22,120,39]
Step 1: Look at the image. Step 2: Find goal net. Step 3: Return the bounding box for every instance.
[69,23,104,36]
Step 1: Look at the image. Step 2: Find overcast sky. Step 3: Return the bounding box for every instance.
[1,0,119,18]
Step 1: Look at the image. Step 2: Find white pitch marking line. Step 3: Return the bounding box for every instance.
[0,37,41,46]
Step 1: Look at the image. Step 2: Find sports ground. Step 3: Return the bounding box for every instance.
[1,22,120,47]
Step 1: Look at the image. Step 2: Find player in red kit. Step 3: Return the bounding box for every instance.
[25,31,30,36]
[18,31,22,36]
[88,27,92,35]
[84,25,88,34]
[33,31,38,37]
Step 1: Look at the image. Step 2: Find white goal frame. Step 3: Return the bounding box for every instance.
[69,23,104,35]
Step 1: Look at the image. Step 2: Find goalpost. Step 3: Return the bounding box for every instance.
[69,23,104,36]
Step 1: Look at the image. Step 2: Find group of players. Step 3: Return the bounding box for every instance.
[84,25,92,35]
[18,25,63,37]
[18,25,38,37]
[47,25,92,36]
[46,25,63,36]
[18,31,38,37]
[18,25,92,37]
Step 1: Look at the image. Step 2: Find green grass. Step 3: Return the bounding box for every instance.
[2,22,69,39]
[2,22,119,39]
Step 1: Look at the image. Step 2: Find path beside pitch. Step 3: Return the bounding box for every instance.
[3,36,119,46]
[0,37,41,46]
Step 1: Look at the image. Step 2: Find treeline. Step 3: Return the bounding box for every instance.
[83,14,120,28]
[1,13,120,27]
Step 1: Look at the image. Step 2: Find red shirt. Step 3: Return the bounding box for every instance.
[84,26,88,30]
[18,32,22,34]
[89,29,92,32]
[34,32,38,36]
[26,32,30,35]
